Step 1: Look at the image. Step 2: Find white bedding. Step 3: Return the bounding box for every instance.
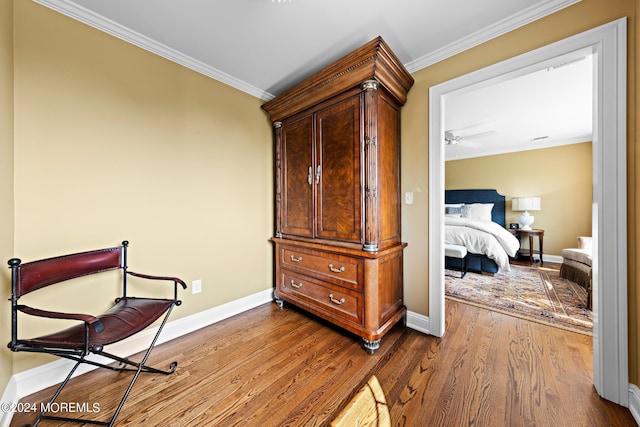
[445,217,520,272]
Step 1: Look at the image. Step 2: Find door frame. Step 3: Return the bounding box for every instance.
[428,18,628,405]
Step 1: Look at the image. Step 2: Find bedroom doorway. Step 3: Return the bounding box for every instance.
[443,51,593,333]
[428,19,627,406]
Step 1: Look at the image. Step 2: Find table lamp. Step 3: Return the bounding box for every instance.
[512,197,541,230]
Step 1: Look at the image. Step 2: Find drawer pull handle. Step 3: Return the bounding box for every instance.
[328,264,345,273]
[290,255,303,263]
[290,280,303,289]
[329,294,345,305]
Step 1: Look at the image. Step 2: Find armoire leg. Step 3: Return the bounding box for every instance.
[362,338,381,355]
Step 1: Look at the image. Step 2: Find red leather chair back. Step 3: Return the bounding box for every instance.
[14,247,123,297]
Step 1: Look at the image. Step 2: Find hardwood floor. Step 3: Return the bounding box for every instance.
[10,299,636,426]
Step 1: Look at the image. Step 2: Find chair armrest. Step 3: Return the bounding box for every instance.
[16,305,104,332]
[126,271,187,290]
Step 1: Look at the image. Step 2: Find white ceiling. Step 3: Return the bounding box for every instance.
[444,51,593,161]
[33,0,588,158]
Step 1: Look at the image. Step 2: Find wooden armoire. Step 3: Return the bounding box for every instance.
[262,37,414,354]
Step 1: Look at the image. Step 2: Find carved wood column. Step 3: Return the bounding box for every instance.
[274,121,283,238]
[362,79,379,252]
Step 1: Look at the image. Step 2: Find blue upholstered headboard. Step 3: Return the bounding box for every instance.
[445,189,506,227]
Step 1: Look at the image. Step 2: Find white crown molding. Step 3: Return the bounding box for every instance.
[32,0,579,101]
[405,0,583,73]
[32,0,276,101]
[445,137,593,162]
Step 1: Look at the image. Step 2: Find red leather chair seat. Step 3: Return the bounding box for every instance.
[17,297,174,350]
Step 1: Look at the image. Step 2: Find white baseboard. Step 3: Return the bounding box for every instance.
[0,258,603,424]
[15,295,633,427]
[628,384,640,425]
[1,290,425,411]
[543,254,563,264]
[0,290,427,427]
[0,288,274,427]
[406,310,431,335]
[0,377,18,427]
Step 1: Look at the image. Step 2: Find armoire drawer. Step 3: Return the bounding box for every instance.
[279,271,363,325]
[280,247,362,290]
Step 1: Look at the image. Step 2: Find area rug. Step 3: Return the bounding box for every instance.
[445,265,592,335]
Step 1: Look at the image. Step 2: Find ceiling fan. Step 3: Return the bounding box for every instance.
[444,129,496,147]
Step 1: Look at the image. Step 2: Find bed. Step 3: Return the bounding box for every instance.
[444,189,520,274]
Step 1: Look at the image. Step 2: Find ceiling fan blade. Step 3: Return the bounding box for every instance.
[458,140,481,148]
[461,130,497,140]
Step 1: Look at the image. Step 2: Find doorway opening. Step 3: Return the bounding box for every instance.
[443,50,593,334]
[428,19,627,405]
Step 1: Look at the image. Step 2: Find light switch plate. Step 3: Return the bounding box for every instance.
[404,192,414,205]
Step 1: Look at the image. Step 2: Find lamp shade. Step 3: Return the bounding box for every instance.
[512,197,541,212]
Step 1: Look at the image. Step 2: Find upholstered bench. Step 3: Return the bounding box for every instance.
[560,236,592,309]
[445,244,467,278]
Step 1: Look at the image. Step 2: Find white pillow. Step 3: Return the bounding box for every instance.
[577,236,592,251]
[464,203,494,221]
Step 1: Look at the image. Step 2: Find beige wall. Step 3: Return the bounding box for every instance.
[400,0,638,383]
[6,1,273,373]
[445,143,593,256]
[0,0,14,392]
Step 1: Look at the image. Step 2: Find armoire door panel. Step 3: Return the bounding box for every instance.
[376,95,402,245]
[315,96,362,243]
[281,116,314,237]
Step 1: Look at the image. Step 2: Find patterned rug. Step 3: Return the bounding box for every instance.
[445,264,592,335]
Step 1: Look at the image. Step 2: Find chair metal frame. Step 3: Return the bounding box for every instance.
[8,240,186,426]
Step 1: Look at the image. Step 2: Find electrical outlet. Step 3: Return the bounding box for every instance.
[192,279,202,294]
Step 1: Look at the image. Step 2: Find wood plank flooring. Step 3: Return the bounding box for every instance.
[10,299,636,426]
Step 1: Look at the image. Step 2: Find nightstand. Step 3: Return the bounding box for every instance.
[511,228,544,265]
